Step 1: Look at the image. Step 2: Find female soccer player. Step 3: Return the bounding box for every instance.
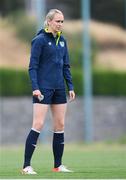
[22,9,75,174]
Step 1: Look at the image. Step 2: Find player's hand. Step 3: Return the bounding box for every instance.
[33,89,41,97]
[69,90,75,102]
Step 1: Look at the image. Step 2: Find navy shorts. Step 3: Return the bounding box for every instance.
[33,89,67,104]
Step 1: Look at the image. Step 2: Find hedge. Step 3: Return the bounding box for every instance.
[71,69,126,96]
[1,68,126,96]
[0,69,31,96]
[93,70,126,96]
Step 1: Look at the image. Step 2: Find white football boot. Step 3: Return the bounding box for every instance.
[21,166,37,175]
[52,165,73,172]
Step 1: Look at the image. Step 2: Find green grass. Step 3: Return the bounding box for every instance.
[0,143,126,179]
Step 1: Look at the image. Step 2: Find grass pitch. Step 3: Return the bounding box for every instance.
[0,143,126,179]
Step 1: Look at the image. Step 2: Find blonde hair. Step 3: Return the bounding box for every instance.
[44,9,63,28]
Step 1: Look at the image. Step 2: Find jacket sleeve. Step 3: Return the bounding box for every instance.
[63,41,74,91]
[29,37,43,91]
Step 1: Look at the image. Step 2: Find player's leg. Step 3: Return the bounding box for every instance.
[51,103,66,168]
[22,103,48,174]
[51,103,73,172]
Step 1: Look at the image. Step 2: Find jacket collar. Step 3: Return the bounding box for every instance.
[44,28,62,46]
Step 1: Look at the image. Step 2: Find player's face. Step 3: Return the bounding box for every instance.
[48,13,64,33]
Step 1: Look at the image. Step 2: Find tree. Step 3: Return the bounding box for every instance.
[91,0,124,27]
[0,0,25,16]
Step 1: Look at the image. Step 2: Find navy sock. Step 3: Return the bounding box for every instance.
[23,128,40,168]
[52,132,64,168]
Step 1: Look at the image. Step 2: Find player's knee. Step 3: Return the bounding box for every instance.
[32,120,44,131]
[54,120,64,131]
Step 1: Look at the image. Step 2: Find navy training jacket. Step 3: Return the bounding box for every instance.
[29,29,74,91]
